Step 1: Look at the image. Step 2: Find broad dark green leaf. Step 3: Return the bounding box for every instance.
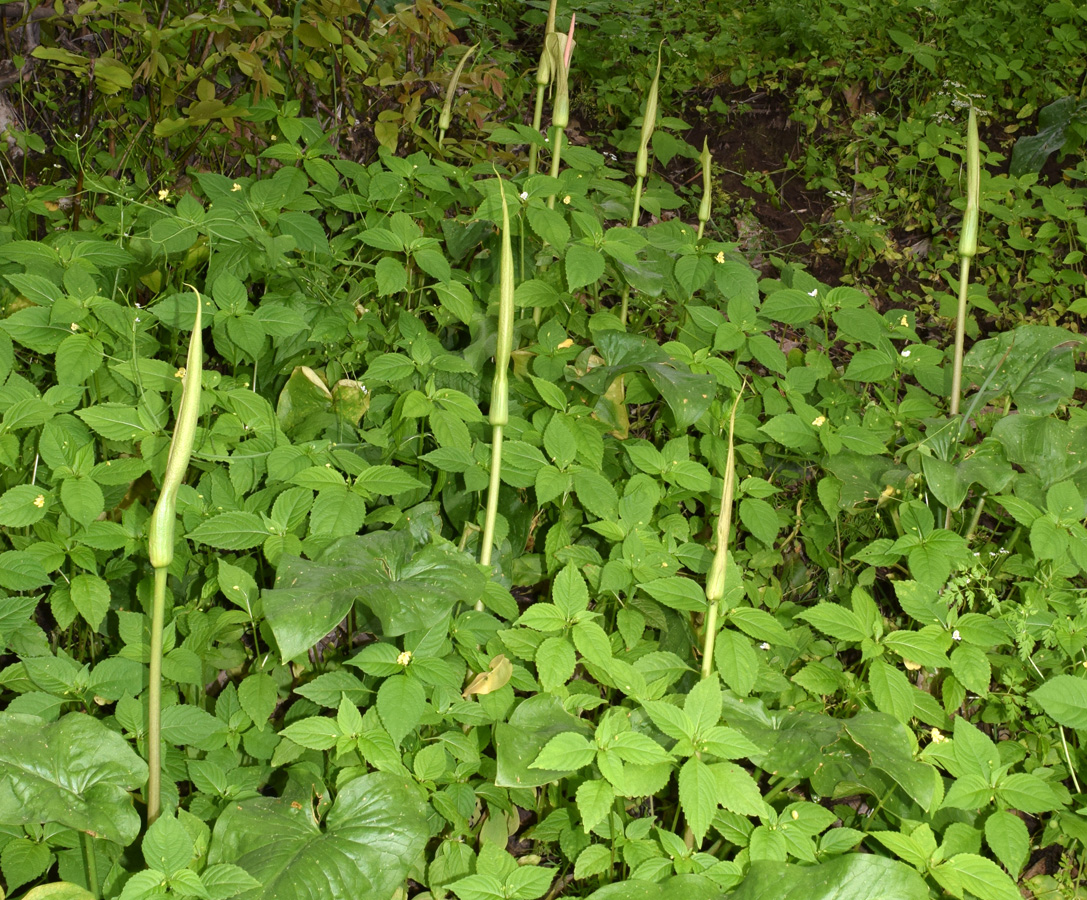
[729,854,928,900]
[263,531,485,661]
[495,695,594,788]
[587,875,721,900]
[963,325,1083,416]
[208,773,429,900]
[577,331,714,430]
[0,712,147,845]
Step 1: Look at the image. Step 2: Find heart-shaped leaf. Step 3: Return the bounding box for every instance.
[0,712,147,845]
[208,772,429,900]
[263,530,486,661]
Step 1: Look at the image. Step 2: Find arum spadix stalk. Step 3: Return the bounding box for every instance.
[949,106,979,419]
[697,137,712,240]
[146,290,202,824]
[545,16,575,209]
[528,0,559,175]
[700,382,744,680]
[438,43,479,148]
[477,175,515,606]
[945,108,979,529]
[620,42,663,325]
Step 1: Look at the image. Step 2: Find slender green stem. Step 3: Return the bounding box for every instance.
[546,126,564,209]
[147,564,167,824]
[762,775,795,804]
[965,493,987,541]
[529,83,546,175]
[479,425,504,571]
[1061,725,1082,794]
[630,175,644,228]
[949,257,971,418]
[618,176,645,327]
[81,832,100,899]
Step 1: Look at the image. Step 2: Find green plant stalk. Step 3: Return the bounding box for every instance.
[438,43,478,148]
[81,832,99,900]
[146,291,203,824]
[949,107,979,419]
[528,0,559,176]
[620,43,663,326]
[945,108,979,529]
[700,382,744,680]
[478,176,515,604]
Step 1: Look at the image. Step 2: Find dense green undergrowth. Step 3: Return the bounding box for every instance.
[0,1,1086,900]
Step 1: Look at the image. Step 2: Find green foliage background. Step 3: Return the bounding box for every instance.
[0,1,1085,899]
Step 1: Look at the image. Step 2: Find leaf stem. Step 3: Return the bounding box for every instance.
[81,832,99,899]
[147,564,167,824]
[479,424,504,572]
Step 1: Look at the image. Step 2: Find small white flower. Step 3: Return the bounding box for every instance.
[901,350,911,358]
[952,629,961,641]
[759,642,770,650]
[519,191,528,200]
[812,416,826,427]
[70,322,79,331]
[397,650,413,666]
[157,189,170,201]
[807,288,818,297]
[231,182,242,192]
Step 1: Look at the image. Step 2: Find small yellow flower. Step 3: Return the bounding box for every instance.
[175,367,186,379]
[790,810,799,820]
[33,495,45,508]
[396,650,412,666]
[562,195,571,204]
[812,415,826,427]
[899,315,909,327]
[157,189,170,201]
[930,728,947,744]
[231,183,242,192]
[715,251,725,263]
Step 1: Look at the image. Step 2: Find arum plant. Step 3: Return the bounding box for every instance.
[438,43,479,148]
[477,175,515,606]
[146,290,203,824]
[620,43,663,325]
[697,137,712,240]
[946,107,979,529]
[949,106,980,420]
[545,16,575,209]
[528,0,559,176]
[700,382,744,680]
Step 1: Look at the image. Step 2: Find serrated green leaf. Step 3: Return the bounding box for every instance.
[377,674,426,747]
[188,512,270,550]
[238,673,278,731]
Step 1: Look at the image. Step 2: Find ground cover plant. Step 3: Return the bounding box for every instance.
[0,0,1086,899]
